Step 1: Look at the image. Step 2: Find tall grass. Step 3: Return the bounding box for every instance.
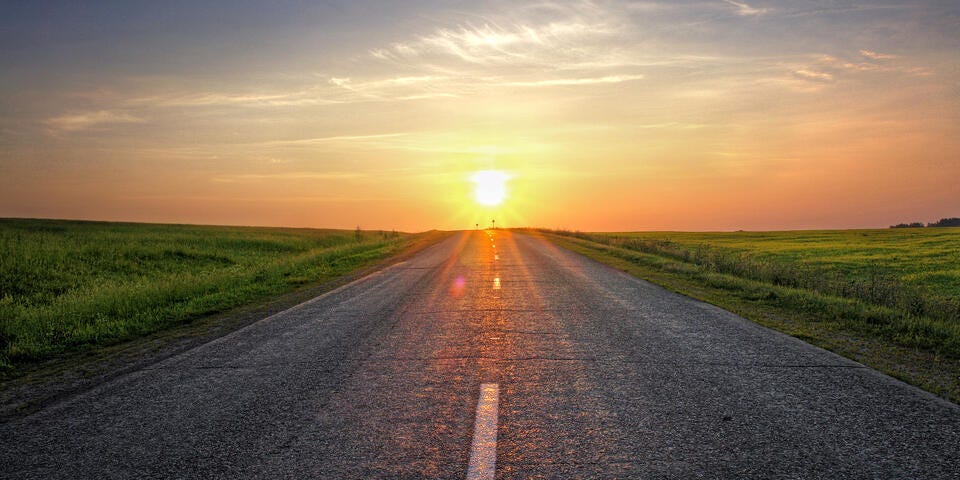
[552,229,960,322]
[0,219,411,370]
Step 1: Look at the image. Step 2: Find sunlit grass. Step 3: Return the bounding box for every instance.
[0,218,410,372]
[553,228,960,323]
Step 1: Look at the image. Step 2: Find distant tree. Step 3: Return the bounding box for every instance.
[928,217,960,227]
[355,225,363,241]
[890,222,926,228]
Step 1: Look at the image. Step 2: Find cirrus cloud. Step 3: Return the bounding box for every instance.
[45,110,144,133]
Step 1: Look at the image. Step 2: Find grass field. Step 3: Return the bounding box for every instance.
[0,218,420,373]
[542,228,960,401]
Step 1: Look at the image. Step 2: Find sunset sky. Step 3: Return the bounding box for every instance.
[1,0,958,231]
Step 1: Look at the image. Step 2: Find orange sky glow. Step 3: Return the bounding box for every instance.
[1,1,958,231]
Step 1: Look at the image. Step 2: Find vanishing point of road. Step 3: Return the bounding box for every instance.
[2,231,958,478]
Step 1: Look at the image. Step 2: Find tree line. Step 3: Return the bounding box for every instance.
[890,217,960,228]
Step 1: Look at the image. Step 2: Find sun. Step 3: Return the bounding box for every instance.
[471,170,509,206]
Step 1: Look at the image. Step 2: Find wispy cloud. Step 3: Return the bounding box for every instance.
[793,69,833,82]
[325,75,465,100]
[859,49,896,60]
[818,52,931,76]
[633,122,708,130]
[243,132,412,148]
[723,0,770,17]
[371,19,613,67]
[45,110,144,132]
[502,74,644,87]
[128,89,349,108]
[419,21,603,64]
[369,3,623,71]
[354,4,657,100]
[211,172,365,183]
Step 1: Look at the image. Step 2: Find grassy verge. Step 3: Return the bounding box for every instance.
[0,218,440,375]
[537,229,960,403]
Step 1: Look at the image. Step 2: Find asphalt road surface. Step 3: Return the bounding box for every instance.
[2,231,959,479]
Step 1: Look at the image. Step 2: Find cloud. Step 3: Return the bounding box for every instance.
[860,50,897,60]
[353,4,656,99]
[244,132,412,148]
[320,72,645,101]
[723,0,770,17]
[502,74,644,87]
[633,122,708,130]
[400,20,606,65]
[45,110,144,132]
[211,172,365,183]
[793,69,833,82]
[369,6,621,69]
[818,52,932,77]
[128,90,348,108]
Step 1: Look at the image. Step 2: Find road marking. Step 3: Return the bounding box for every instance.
[466,383,499,480]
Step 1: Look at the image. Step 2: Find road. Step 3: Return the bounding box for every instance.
[2,231,959,478]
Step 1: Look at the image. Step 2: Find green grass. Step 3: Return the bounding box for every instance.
[540,228,960,402]
[0,218,418,372]
[606,229,960,300]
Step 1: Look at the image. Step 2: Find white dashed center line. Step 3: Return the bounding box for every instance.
[466,383,500,480]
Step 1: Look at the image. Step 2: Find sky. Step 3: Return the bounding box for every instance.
[1,0,958,231]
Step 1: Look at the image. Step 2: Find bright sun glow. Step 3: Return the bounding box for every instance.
[471,170,509,206]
